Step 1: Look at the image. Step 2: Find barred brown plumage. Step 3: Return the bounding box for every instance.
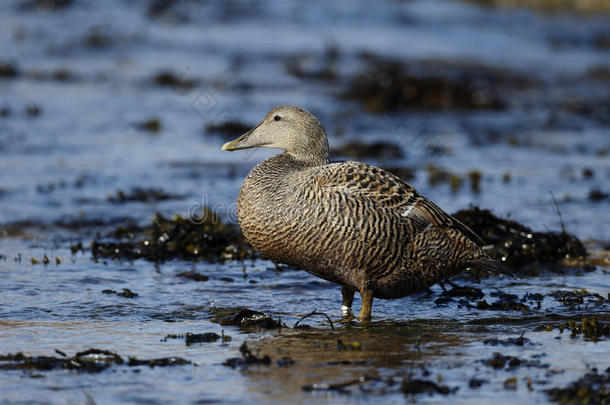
[222,105,507,321]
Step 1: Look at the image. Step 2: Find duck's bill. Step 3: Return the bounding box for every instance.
[221,128,254,151]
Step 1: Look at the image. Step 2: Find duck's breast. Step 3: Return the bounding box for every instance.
[238,169,408,288]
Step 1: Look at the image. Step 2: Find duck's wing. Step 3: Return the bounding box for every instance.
[315,161,484,245]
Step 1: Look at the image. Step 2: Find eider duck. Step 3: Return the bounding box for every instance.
[222,105,507,321]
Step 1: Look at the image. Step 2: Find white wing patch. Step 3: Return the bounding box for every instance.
[401,206,415,217]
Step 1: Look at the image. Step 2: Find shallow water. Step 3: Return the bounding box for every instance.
[1,0,609,404]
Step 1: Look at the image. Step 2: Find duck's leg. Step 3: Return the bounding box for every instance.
[341,286,355,315]
[358,288,374,321]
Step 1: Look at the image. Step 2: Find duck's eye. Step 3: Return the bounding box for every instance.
[274,115,281,121]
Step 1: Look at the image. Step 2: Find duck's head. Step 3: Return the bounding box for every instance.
[222,105,329,164]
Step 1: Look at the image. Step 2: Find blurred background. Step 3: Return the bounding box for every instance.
[1,1,609,403]
[1,0,609,241]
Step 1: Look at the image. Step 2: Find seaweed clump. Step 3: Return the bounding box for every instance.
[452,207,587,274]
[205,121,251,140]
[434,283,533,312]
[469,0,610,14]
[589,189,609,202]
[223,342,271,369]
[483,334,533,346]
[543,316,610,342]
[0,63,19,79]
[162,332,232,345]
[177,271,209,282]
[284,45,339,82]
[475,290,531,312]
[382,167,415,181]
[152,70,197,91]
[91,209,254,263]
[107,188,181,203]
[331,141,404,160]
[0,349,191,373]
[548,289,608,310]
[402,379,458,395]
[546,369,609,404]
[436,283,484,302]
[102,288,138,298]
[135,118,162,133]
[127,357,190,367]
[343,55,504,113]
[212,307,285,330]
[483,352,547,370]
[0,349,122,373]
[19,0,74,12]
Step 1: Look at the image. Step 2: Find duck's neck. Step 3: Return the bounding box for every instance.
[268,152,328,172]
[246,152,323,195]
[288,151,329,167]
[285,128,330,166]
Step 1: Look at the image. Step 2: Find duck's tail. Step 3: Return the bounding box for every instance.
[468,257,517,279]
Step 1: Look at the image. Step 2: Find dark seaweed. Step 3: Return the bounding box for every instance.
[107,188,181,203]
[25,104,41,117]
[177,271,209,282]
[548,290,608,310]
[468,377,488,388]
[222,342,271,369]
[18,0,74,12]
[438,283,484,301]
[276,357,296,367]
[331,141,404,160]
[284,46,339,82]
[162,332,231,344]
[452,206,587,273]
[402,379,458,395]
[205,121,251,139]
[544,316,610,342]
[0,349,121,373]
[503,377,518,390]
[337,339,361,351]
[382,167,415,181]
[127,357,190,367]
[483,352,547,370]
[117,288,138,298]
[546,369,610,404]
[185,332,221,344]
[483,334,533,346]
[134,118,162,133]
[476,296,531,312]
[215,308,285,329]
[522,292,544,310]
[152,71,197,90]
[0,349,188,373]
[101,288,138,298]
[589,189,609,202]
[0,63,19,78]
[83,26,114,49]
[91,211,254,263]
[343,55,505,113]
[303,376,380,392]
